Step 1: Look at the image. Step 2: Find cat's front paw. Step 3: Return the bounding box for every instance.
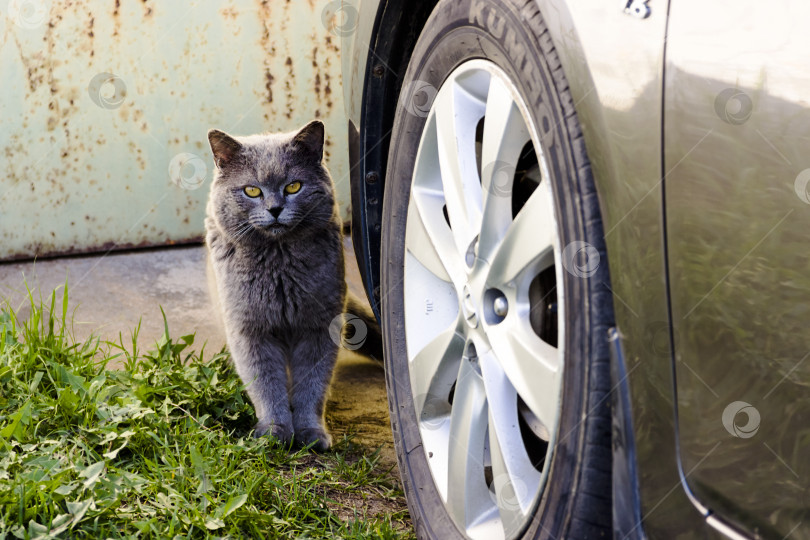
[295,426,332,452]
[254,420,293,445]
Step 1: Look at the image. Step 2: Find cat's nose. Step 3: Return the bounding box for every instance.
[268,206,283,218]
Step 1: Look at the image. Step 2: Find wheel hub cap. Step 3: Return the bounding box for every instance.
[492,294,508,318]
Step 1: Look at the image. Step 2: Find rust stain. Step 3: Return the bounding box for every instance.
[324,72,333,110]
[257,0,278,117]
[220,6,238,19]
[264,69,275,103]
[324,34,339,53]
[312,38,324,113]
[284,56,294,119]
[112,0,121,36]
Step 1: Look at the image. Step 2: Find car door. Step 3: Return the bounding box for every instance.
[664,0,810,536]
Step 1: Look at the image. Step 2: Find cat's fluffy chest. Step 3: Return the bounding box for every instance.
[215,231,344,334]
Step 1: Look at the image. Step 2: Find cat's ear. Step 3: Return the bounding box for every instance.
[208,129,242,168]
[291,120,324,162]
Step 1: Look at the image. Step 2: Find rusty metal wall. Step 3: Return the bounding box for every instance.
[0,0,351,260]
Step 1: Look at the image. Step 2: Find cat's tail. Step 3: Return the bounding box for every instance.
[343,292,384,362]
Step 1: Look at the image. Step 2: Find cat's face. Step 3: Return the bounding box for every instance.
[207,121,336,242]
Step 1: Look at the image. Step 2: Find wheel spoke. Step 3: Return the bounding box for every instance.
[446,358,492,531]
[407,192,466,288]
[434,84,484,257]
[480,350,541,534]
[486,315,561,434]
[409,320,466,416]
[478,78,531,262]
[485,179,556,287]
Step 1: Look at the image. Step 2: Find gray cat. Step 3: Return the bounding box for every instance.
[204,120,381,451]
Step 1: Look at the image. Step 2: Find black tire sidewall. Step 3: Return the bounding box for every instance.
[381,1,613,538]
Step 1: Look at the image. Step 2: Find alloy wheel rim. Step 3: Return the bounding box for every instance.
[402,60,565,540]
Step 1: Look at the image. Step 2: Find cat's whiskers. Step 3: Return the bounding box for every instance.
[232,223,250,238]
[232,223,254,243]
[236,228,255,243]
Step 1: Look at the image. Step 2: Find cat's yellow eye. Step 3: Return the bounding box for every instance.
[244,186,262,198]
[284,181,302,195]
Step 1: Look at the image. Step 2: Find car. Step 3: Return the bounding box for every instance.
[339,0,810,538]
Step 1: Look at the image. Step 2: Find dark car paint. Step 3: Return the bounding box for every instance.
[664,1,810,537]
[532,3,709,536]
[344,0,806,537]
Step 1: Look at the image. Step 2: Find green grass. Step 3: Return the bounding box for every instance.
[0,285,412,539]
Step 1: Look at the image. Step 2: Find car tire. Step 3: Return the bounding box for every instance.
[380,1,615,539]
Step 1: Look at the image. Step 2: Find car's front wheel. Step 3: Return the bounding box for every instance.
[380,1,616,538]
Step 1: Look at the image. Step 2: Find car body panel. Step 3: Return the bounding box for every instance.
[341,0,380,128]
[665,1,810,536]
[536,1,722,536]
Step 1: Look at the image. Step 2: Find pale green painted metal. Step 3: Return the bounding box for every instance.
[0,0,351,260]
